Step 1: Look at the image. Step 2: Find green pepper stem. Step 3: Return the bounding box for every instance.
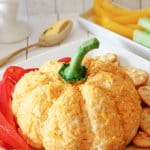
[66,38,99,78]
[59,38,100,82]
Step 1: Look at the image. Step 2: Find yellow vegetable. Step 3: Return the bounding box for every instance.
[93,0,114,17]
[93,5,113,18]
[93,0,150,20]
[93,0,132,16]
[112,9,150,25]
[92,0,149,39]
[92,15,134,39]
[101,0,132,15]
[127,24,144,30]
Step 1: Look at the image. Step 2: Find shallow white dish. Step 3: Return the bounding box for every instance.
[78,9,150,61]
[0,39,150,85]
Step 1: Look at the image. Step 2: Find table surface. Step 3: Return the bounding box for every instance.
[0,0,150,72]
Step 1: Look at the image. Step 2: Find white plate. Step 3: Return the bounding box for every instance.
[0,39,150,85]
[78,9,150,61]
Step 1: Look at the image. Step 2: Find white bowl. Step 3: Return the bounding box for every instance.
[78,9,150,61]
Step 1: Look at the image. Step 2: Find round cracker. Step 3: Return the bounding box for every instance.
[133,131,150,148]
[95,53,117,63]
[113,61,120,66]
[121,67,149,86]
[138,86,150,106]
[140,108,150,135]
[125,145,150,150]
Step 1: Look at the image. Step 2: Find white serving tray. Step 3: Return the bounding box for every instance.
[0,38,149,85]
[78,9,150,61]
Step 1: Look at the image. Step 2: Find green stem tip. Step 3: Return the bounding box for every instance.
[58,38,100,82]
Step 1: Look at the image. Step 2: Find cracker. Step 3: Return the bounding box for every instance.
[133,131,150,148]
[113,61,120,66]
[138,86,150,106]
[125,145,150,150]
[140,108,150,136]
[121,67,149,86]
[95,53,117,63]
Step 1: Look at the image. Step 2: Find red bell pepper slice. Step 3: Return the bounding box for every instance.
[0,112,30,150]
[0,78,16,129]
[13,149,27,150]
[0,140,12,150]
[24,68,38,74]
[13,149,26,150]
[0,147,7,150]
[3,66,38,83]
[0,66,24,128]
[58,57,71,63]
[0,66,38,128]
[0,66,39,149]
[2,66,25,83]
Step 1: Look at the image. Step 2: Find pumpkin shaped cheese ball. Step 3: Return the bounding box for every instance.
[12,38,142,150]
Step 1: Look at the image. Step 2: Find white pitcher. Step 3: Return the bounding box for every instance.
[0,0,30,43]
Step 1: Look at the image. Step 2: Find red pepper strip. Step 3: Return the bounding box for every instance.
[0,66,38,128]
[2,66,25,83]
[0,147,7,150]
[13,149,26,150]
[24,68,38,74]
[13,149,25,150]
[0,66,24,129]
[0,140,12,150]
[0,112,30,150]
[0,78,16,129]
[58,57,71,63]
[0,66,38,150]
[3,66,38,83]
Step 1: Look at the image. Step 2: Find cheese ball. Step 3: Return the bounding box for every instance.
[12,58,141,150]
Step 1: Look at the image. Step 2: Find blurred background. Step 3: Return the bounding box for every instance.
[18,0,149,17]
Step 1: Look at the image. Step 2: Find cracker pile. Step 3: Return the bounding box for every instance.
[96,53,150,150]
